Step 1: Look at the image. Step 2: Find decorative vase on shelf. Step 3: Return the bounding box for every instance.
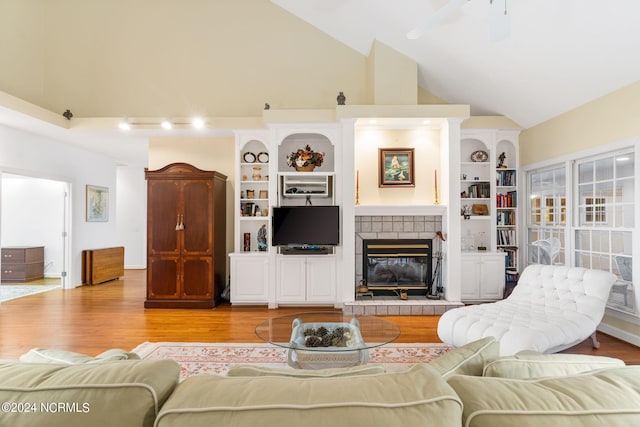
[294,164,316,172]
[287,144,324,172]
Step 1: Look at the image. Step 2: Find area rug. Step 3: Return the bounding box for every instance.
[131,342,451,380]
[0,284,61,303]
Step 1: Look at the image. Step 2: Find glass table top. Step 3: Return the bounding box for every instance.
[255,311,400,352]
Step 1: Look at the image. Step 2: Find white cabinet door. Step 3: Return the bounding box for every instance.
[460,253,505,302]
[276,255,337,304]
[306,256,337,302]
[230,254,269,304]
[480,254,506,300]
[460,255,481,300]
[276,256,306,302]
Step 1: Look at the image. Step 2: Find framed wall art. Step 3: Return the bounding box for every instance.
[86,185,109,222]
[378,148,415,187]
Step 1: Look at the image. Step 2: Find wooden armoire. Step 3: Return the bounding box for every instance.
[144,163,227,308]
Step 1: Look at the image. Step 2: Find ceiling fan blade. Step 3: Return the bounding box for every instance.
[407,0,469,40]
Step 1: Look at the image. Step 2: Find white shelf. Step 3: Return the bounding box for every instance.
[463,216,492,221]
[279,172,334,201]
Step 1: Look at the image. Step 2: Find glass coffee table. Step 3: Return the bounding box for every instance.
[255,311,400,369]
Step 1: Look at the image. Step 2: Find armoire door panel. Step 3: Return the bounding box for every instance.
[147,257,179,299]
[182,180,213,254]
[148,181,180,255]
[182,257,212,298]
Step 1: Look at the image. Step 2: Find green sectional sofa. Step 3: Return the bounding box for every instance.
[1,338,639,426]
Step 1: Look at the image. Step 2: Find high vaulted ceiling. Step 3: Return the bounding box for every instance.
[272,0,640,128]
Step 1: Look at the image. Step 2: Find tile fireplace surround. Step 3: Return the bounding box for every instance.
[343,214,463,316]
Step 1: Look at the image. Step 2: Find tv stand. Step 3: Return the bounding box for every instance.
[281,245,332,255]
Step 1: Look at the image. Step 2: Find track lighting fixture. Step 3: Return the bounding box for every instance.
[115,116,210,130]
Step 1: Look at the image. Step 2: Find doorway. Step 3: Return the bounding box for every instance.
[0,173,71,301]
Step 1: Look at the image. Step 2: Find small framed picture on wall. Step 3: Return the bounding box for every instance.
[86,185,109,222]
[378,148,415,187]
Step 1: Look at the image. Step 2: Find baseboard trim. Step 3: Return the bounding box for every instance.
[598,323,640,347]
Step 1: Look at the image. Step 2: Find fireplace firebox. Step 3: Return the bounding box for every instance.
[362,239,432,295]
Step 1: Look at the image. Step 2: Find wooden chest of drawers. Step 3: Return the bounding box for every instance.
[1,246,45,282]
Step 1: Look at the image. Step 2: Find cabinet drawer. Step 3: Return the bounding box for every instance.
[1,247,44,264]
[1,263,44,281]
[2,250,26,264]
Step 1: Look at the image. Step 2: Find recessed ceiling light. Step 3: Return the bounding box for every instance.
[161,120,172,130]
[118,120,130,131]
[192,117,205,129]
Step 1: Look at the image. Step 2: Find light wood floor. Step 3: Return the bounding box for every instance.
[1,269,638,363]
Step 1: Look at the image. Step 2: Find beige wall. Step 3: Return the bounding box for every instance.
[418,86,447,105]
[367,40,418,105]
[520,80,640,166]
[1,0,368,118]
[355,128,441,205]
[148,136,236,264]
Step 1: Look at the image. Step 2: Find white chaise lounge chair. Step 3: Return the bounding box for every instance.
[438,264,617,355]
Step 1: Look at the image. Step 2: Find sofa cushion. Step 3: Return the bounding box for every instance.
[227,363,385,378]
[155,363,462,427]
[428,337,498,378]
[483,351,625,379]
[19,348,141,364]
[0,359,179,427]
[448,366,640,427]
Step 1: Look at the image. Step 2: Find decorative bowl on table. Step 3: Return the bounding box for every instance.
[287,318,368,369]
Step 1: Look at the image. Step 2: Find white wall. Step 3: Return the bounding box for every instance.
[116,164,147,269]
[1,175,66,277]
[0,124,118,288]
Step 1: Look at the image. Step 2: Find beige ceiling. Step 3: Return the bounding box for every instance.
[272,0,640,128]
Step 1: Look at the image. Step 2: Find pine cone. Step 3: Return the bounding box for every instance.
[321,335,332,347]
[305,336,322,347]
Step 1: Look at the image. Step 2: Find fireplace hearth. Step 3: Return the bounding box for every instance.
[363,239,432,295]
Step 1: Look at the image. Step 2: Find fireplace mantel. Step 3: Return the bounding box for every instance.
[354,205,447,216]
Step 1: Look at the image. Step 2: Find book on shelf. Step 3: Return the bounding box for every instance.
[505,268,519,284]
[467,182,490,198]
[499,248,518,269]
[496,170,517,186]
[496,190,517,208]
[497,229,516,246]
[496,210,516,225]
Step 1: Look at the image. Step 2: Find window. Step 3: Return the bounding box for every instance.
[575,151,634,311]
[526,148,635,314]
[527,166,566,265]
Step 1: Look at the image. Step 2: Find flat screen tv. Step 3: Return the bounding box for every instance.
[272,205,340,246]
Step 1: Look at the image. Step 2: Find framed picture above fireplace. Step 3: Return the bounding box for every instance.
[378,148,415,187]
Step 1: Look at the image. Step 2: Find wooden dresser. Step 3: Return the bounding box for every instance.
[1,246,45,282]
